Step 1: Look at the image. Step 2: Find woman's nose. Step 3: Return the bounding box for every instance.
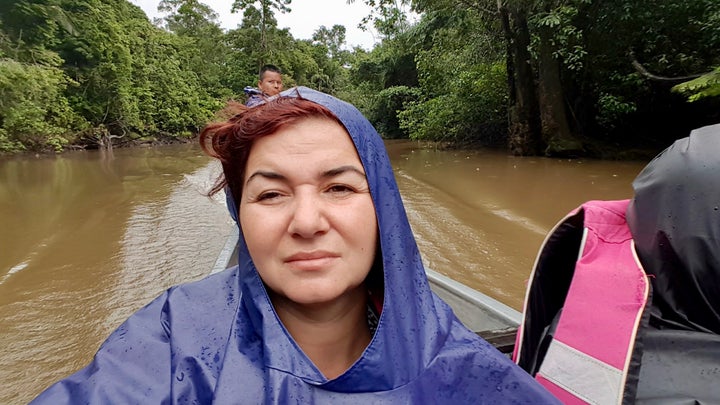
[288,193,329,238]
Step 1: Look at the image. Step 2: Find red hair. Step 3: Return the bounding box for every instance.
[199,97,344,205]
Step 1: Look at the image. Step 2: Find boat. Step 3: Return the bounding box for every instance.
[424,267,520,354]
[211,227,520,354]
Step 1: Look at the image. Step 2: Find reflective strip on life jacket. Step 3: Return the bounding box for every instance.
[537,339,623,404]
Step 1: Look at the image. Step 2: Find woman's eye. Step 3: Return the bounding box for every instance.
[257,191,282,201]
[326,184,354,194]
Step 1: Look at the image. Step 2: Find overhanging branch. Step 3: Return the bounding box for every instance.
[630,51,708,84]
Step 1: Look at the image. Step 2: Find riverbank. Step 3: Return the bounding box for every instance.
[4,129,664,162]
[70,130,196,151]
[422,137,665,161]
[1,132,196,158]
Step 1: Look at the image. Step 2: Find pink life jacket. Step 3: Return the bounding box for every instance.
[513,200,650,404]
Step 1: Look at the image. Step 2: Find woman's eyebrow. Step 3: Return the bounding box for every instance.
[245,170,285,186]
[322,165,366,179]
[245,165,366,187]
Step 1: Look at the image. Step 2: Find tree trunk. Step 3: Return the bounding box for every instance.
[537,25,583,157]
[501,5,542,156]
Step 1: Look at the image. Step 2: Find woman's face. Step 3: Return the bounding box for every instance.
[239,117,378,307]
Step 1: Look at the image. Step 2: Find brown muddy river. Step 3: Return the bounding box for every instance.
[0,142,648,403]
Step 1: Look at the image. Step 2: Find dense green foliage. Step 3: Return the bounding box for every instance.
[0,0,718,156]
[0,0,350,152]
[0,59,86,152]
[673,67,720,102]
[352,0,720,156]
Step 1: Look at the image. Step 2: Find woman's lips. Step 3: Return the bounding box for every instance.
[284,251,338,270]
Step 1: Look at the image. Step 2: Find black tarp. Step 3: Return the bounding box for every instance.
[627,123,720,403]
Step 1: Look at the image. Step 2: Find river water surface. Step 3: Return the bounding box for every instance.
[0,142,647,403]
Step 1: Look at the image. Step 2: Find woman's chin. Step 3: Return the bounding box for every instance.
[274,284,365,309]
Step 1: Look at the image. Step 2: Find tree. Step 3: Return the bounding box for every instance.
[532,2,585,156]
[312,24,347,61]
[231,0,291,67]
[348,0,412,40]
[574,0,720,148]
[497,1,542,155]
[0,0,231,151]
[358,0,720,156]
[157,0,232,99]
[158,0,220,35]
[0,59,87,152]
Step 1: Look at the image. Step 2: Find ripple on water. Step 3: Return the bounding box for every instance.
[0,262,29,285]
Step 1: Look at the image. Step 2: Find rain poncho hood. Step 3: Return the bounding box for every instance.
[32,87,557,403]
[627,123,720,334]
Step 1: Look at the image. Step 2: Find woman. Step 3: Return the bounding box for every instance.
[32,87,558,403]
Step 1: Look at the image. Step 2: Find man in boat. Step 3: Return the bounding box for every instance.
[229,64,286,220]
[513,123,720,404]
[244,64,283,107]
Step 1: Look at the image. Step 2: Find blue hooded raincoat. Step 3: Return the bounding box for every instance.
[32,87,559,404]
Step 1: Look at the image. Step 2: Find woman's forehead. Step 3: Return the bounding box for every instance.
[246,117,362,171]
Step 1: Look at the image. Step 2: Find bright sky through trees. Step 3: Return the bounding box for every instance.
[130,0,379,49]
